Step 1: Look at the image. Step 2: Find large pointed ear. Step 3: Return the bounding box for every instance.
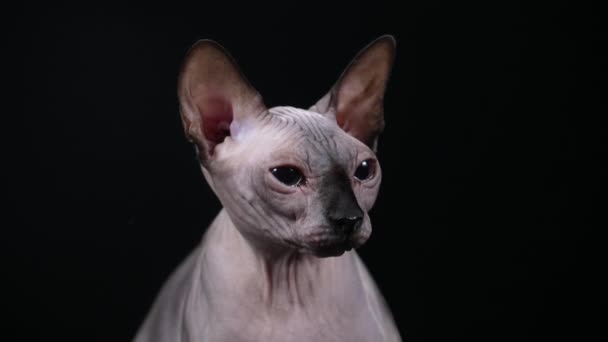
[178,40,266,163]
[310,35,395,151]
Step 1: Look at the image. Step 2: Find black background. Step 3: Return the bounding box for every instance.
[6,1,605,341]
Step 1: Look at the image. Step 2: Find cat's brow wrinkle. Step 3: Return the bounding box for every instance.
[265,107,361,176]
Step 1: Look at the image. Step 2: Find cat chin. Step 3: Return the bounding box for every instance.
[310,244,351,258]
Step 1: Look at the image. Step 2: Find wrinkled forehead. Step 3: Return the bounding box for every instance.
[256,106,359,170]
[267,106,338,139]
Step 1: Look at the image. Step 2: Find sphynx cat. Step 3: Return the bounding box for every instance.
[134,35,401,342]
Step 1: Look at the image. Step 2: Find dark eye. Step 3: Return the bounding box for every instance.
[270,166,304,186]
[354,159,374,181]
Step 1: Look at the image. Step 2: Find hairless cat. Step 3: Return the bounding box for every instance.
[134,35,401,342]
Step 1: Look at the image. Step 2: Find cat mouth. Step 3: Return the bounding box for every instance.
[285,237,354,257]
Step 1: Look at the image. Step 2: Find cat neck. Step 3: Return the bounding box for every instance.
[200,209,361,313]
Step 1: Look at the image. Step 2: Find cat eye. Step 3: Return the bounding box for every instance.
[354,159,375,181]
[270,166,304,187]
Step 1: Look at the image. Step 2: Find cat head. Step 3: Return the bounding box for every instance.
[178,36,395,256]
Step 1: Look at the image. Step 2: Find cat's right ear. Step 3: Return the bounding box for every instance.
[178,40,266,164]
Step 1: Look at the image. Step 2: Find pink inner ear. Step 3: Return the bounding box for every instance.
[198,97,233,153]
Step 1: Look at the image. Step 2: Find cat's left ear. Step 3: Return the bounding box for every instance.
[310,35,396,151]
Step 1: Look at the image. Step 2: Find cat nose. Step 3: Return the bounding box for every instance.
[331,216,363,237]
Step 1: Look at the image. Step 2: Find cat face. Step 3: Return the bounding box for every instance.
[178,37,395,256]
[205,107,380,256]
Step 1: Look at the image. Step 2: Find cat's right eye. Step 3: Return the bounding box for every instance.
[270,166,304,187]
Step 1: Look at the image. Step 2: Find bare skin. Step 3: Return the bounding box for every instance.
[134,36,401,342]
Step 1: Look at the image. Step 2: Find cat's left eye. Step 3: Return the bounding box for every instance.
[354,159,375,181]
[270,166,304,187]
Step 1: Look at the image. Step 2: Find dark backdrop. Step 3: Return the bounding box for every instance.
[6,1,604,341]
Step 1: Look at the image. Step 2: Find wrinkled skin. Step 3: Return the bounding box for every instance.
[134,36,401,342]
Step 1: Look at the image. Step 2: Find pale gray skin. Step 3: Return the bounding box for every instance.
[134,36,401,342]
